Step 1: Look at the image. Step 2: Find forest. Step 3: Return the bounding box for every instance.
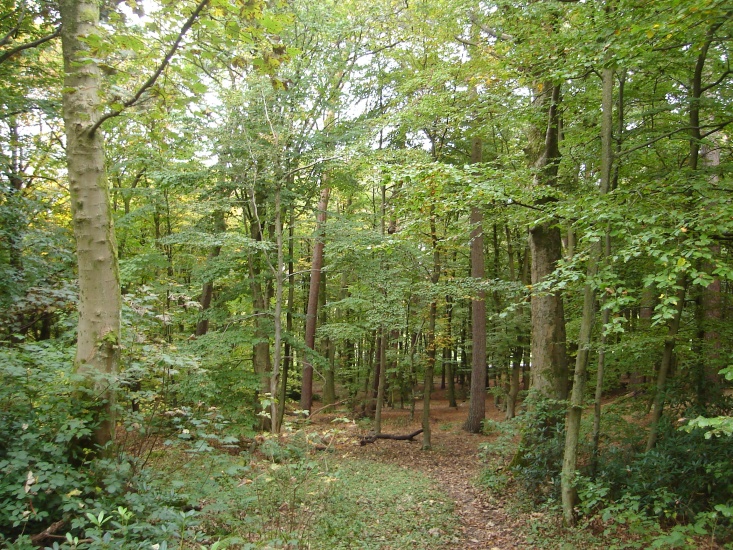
[1,0,733,547]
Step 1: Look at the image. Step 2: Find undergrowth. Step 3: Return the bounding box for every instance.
[477,396,733,549]
[0,339,457,548]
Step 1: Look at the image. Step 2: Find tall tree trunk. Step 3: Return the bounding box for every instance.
[276,205,295,432]
[561,66,614,526]
[465,136,487,433]
[422,300,437,450]
[422,208,441,449]
[60,0,121,451]
[529,83,568,400]
[248,195,272,430]
[269,179,286,432]
[592,71,624,475]
[301,186,330,413]
[320,257,337,404]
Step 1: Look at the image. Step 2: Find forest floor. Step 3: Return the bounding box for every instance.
[309,391,531,549]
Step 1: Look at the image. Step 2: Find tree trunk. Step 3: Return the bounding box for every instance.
[301,186,330,413]
[422,300,437,450]
[529,221,568,399]
[248,197,272,430]
[506,348,522,420]
[561,66,614,526]
[196,209,225,336]
[276,206,295,432]
[60,0,121,451]
[465,135,487,433]
[529,83,568,401]
[646,280,686,451]
[422,208,441,449]
[374,327,388,434]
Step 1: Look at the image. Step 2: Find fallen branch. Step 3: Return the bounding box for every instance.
[310,399,349,418]
[360,428,423,446]
[30,518,68,545]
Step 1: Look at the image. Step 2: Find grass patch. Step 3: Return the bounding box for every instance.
[152,434,456,548]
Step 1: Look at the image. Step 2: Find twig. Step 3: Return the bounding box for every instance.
[0,26,60,65]
[310,399,348,418]
[89,0,210,135]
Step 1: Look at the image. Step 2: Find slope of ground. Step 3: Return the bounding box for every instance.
[321,392,528,549]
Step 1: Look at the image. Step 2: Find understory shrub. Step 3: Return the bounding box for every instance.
[510,396,567,502]
[0,342,220,548]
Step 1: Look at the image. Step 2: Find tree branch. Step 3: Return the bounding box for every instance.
[284,156,342,178]
[701,68,732,93]
[469,13,514,42]
[89,0,210,135]
[0,6,26,47]
[617,119,733,158]
[0,26,60,65]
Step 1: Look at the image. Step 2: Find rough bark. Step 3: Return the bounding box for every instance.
[465,135,487,433]
[60,0,121,450]
[529,82,568,401]
[529,221,568,399]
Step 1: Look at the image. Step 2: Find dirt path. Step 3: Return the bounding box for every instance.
[343,394,527,549]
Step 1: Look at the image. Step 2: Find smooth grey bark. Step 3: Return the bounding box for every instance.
[561,66,614,526]
[60,0,121,450]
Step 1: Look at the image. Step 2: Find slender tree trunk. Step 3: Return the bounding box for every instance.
[591,268,611,478]
[276,206,295,432]
[60,0,121,451]
[561,66,614,526]
[422,301,437,450]
[646,280,686,451]
[269,180,285,432]
[445,296,456,408]
[248,197,272,430]
[196,209,225,336]
[375,328,388,433]
[506,348,522,419]
[422,207,441,449]
[301,186,330,413]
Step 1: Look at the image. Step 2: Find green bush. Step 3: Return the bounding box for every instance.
[0,343,210,548]
[510,396,567,502]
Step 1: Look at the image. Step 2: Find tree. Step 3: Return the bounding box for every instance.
[59,0,121,450]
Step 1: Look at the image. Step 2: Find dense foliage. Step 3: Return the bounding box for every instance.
[2,0,733,546]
